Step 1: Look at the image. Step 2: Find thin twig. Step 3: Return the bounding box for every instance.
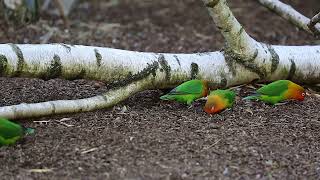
[81,147,98,154]
[55,118,74,127]
[202,139,221,151]
[27,168,53,173]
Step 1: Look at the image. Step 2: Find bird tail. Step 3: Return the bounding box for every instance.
[160,95,173,100]
[23,127,35,135]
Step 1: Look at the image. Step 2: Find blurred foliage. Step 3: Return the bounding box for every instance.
[2,0,39,26]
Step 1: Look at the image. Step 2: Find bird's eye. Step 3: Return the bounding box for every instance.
[302,93,305,96]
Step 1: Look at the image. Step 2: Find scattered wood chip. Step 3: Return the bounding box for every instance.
[27,168,53,173]
[193,30,211,40]
[55,118,74,127]
[114,117,122,123]
[223,167,229,176]
[310,119,320,124]
[117,106,129,114]
[265,160,273,166]
[229,84,246,90]
[202,139,221,151]
[100,0,119,8]
[93,81,105,88]
[57,121,74,127]
[97,23,121,33]
[81,147,98,154]
[33,120,50,124]
[197,97,208,101]
[59,118,72,122]
[245,108,253,115]
[274,102,288,106]
[314,94,320,98]
[155,162,170,169]
[245,85,257,89]
[229,165,239,170]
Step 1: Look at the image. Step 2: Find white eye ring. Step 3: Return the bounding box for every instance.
[302,93,305,96]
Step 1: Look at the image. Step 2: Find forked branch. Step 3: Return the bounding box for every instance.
[201,0,258,57]
[258,0,320,36]
[308,12,320,36]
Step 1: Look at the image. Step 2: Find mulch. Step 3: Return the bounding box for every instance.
[0,0,319,179]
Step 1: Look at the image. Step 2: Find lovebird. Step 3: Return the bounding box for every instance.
[160,80,209,105]
[0,118,34,146]
[243,80,305,105]
[204,89,236,114]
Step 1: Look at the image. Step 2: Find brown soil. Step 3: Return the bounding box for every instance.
[0,0,320,179]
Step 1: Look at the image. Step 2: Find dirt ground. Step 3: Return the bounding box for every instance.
[0,0,320,179]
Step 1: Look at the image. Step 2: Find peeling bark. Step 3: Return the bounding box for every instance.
[202,0,258,56]
[0,0,320,119]
[308,12,320,36]
[0,43,319,119]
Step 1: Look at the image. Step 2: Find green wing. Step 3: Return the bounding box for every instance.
[259,95,284,105]
[210,89,236,105]
[257,80,289,96]
[0,118,23,139]
[168,80,204,95]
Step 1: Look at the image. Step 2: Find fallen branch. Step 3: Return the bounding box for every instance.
[0,0,320,119]
[258,0,320,36]
[0,43,319,119]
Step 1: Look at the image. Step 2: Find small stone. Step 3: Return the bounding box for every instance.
[265,160,273,166]
[223,167,229,176]
[93,81,105,89]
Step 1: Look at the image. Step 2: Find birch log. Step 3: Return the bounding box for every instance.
[0,43,320,119]
[0,0,320,119]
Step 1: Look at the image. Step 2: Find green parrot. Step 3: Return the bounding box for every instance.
[0,118,34,146]
[160,79,209,105]
[204,89,236,114]
[244,80,305,105]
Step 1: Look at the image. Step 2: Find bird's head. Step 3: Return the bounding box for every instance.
[204,95,224,114]
[288,83,306,101]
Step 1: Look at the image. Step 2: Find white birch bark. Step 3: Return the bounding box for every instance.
[308,12,320,36]
[0,0,320,119]
[0,43,320,119]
